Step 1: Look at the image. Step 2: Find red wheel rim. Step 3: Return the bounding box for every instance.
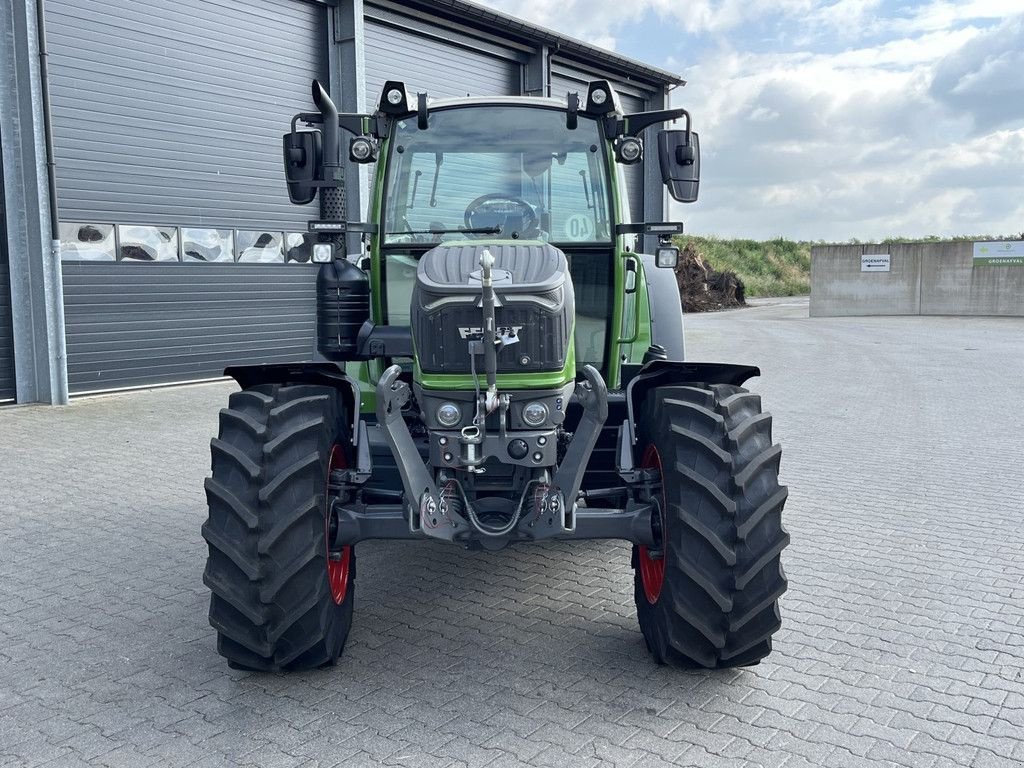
[638,445,666,604]
[327,444,352,605]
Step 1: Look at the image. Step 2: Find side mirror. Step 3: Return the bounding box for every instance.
[282,131,322,205]
[658,130,700,203]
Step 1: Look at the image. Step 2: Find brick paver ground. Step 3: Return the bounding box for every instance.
[1,297,1022,767]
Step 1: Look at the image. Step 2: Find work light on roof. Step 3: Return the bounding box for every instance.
[585,80,618,115]
[378,81,411,115]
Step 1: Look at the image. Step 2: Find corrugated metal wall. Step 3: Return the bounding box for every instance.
[0,152,14,401]
[364,14,521,101]
[45,0,325,231]
[0,258,14,402]
[550,63,649,223]
[46,0,326,393]
[62,263,316,393]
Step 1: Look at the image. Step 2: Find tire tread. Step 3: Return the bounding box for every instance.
[202,383,355,672]
[633,383,788,669]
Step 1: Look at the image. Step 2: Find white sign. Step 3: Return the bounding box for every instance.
[861,254,891,272]
[562,214,594,241]
[973,241,1024,266]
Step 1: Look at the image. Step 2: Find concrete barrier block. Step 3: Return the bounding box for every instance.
[920,242,1024,316]
[810,245,921,317]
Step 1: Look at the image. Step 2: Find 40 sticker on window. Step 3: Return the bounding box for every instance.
[562,214,595,241]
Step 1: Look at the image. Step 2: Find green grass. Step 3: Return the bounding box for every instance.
[675,236,811,298]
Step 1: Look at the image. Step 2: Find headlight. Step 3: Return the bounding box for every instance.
[349,137,377,163]
[436,402,461,427]
[591,88,608,106]
[522,402,548,427]
[312,243,333,263]
[655,246,679,269]
[615,137,643,165]
[386,88,404,105]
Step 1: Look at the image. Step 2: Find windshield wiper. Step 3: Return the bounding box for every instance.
[429,153,443,208]
[410,170,423,209]
[579,170,594,210]
[384,226,501,236]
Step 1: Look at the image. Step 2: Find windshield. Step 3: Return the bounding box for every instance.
[382,106,611,246]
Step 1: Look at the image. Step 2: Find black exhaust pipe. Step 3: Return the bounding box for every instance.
[312,80,345,224]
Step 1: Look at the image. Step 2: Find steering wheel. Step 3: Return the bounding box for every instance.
[464,194,540,238]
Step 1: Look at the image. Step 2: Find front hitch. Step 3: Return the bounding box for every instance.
[375,363,611,543]
[552,364,609,523]
[375,365,464,537]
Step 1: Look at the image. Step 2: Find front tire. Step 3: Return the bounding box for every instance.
[633,383,789,668]
[202,384,355,671]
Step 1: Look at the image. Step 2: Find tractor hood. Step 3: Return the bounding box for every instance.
[411,242,575,378]
[415,241,567,294]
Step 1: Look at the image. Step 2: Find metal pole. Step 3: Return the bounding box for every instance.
[34,0,68,404]
[35,0,57,240]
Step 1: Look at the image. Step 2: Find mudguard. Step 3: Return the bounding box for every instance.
[223,362,360,441]
[624,359,760,445]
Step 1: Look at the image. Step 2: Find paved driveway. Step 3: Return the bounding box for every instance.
[1,298,1022,767]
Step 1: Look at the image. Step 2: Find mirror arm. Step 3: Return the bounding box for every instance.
[602,115,624,139]
[340,115,368,137]
[622,108,691,138]
[292,112,319,132]
[290,112,375,138]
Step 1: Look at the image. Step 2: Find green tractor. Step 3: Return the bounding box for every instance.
[201,79,789,672]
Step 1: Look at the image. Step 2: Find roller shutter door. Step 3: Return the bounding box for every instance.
[45,0,326,393]
[364,17,521,102]
[0,248,13,403]
[62,263,315,393]
[551,64,649,223]
[1,150,14,402]
[46,0,325,230]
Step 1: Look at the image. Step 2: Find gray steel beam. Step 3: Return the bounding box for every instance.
[641,84,670,255]
[0,0,68,404]
[523,43,549,96]
[331,0,366,258]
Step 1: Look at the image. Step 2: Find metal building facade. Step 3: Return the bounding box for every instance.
[1,0,681,402]
[46,0,327,393]
[364,9,525,99]
[0,214,14,402]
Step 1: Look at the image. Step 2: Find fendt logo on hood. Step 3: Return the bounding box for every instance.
[458,325,523,340]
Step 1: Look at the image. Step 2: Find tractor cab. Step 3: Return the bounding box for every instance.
[282,79,701,390]
[379,100,617,372]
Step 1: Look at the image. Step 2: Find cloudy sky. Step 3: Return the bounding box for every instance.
[477,0,1024,241]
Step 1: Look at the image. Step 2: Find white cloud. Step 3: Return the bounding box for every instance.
[809,0,884,33]
[474,0,1024,239]
[930,16,1024,132]
[473,0,628,48]
[476,0,820,42]
[890,0,1024,33]
[675,16,1024,239]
